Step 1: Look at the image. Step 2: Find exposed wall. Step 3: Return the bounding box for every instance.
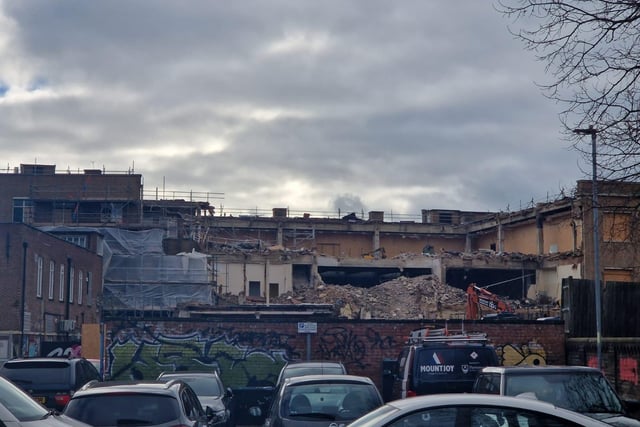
[503,224,538,254]
[315,232,372,258]
[216,262,293,297]
[543,216,580,253]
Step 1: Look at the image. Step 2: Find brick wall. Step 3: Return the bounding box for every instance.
[102,317,565,390]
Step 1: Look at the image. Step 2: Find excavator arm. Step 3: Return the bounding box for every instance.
[466,283,515,320]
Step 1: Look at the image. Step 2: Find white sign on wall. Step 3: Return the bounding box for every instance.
[297,322,317,334]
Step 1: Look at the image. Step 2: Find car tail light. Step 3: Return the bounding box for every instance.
[54,393,71,407]
[406,389,417,397]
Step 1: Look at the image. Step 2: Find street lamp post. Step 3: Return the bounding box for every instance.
[573,125,602,371]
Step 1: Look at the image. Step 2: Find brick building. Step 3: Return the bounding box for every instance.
[0,223,103,359]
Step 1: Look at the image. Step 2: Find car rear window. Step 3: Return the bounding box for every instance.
[1,361,71,385]
[282,365,345,380]
[282,382,381,420]
[172,376,222,396]
[64,393,181,426]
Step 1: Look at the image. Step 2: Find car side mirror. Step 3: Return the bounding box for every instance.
[225,387,234,398]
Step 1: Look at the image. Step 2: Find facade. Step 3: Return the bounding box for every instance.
[3,163,640,314]
[1,163,143,226]
[0,223,103,360]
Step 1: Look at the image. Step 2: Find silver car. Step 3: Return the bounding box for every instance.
[263,374,383,427]
[473,365,640,426]
[349,393,612,427]
[0,375,90,426]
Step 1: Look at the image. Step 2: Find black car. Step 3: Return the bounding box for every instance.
[157,371,234,427]
[0,357,101,411]
[63,379,215,427]
[261,374,384,427]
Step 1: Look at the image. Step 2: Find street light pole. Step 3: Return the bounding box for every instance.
[573,125,602,371]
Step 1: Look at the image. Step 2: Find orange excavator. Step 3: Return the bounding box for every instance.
[466,283,516,320]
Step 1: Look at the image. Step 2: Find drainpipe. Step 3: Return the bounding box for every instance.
[20,242,28,357]
[65,257,72,320]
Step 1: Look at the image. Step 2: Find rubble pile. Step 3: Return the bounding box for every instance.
[270,275,470,320]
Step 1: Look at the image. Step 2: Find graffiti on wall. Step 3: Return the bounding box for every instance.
[317,327,397,370]
[496,341,548,366]
[106,323,294,387]
[105,324,398,387]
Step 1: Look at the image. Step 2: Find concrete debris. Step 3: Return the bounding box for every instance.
[270,275,470,320]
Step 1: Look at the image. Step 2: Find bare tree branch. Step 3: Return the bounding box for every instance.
[496,0,640,181]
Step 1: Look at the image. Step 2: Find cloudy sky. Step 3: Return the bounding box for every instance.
[0,1,587,217]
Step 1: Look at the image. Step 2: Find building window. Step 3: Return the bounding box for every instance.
[603,212,631,242]
[48,261,55,300]
[86,272,93,306]
[59,265,65,301]
[439,211,453,224]
[12,198,33,223]
[64,235,88,248]
[248,281,261,297]
[69,267,74,303]
[269,283,279,299]
[77,270,83,305]
[36,255,43,298]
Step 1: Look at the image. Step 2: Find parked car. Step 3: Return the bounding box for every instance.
[63,379,215,427]
[472,365,640,426]
[394,329,499,398]
[157,371,234,427]
[275,360,347,388]
[0,357,102,411]
[348,393,612,427]
[261,374,383,427]
[0,374,91,426]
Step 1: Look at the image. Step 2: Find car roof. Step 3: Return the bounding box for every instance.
[283,360,344,367]
[3,357,75,364]
[158,371,219,377]
[74,380,184,397]
[383,394,609,425]
[283,374,374,386]
[480,365,600,375]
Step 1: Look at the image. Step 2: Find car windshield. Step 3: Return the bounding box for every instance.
[169,376,222,396]
[1,361,70,385]
[64,393,180,426]
[0,377,50,421]
[505,372,624,414]
[282,382,380,421]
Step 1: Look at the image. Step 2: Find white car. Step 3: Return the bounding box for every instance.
[349,393,612,427]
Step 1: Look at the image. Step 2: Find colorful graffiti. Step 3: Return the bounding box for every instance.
[497,341,548,366]
[106,324,293,387]
[104,324,398,387]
